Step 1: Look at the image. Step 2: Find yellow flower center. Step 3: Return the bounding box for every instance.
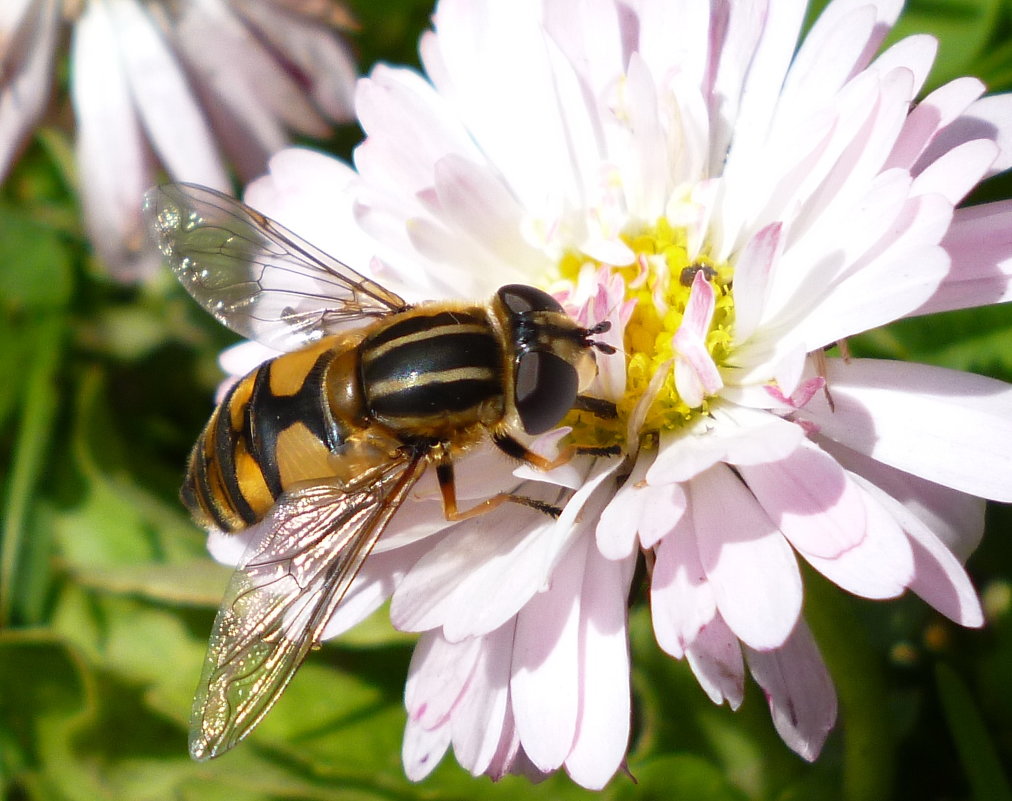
[557,219,735,448]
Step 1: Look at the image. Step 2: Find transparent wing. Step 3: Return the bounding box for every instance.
[144,183,408,352]
[190,454,427,760]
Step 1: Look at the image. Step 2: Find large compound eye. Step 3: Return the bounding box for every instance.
[515,350,579,434]
[498,284,564,316]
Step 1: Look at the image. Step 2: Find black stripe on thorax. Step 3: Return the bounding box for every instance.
[363,308,488,350]
[243,351,341,497]
[368,376,502,419]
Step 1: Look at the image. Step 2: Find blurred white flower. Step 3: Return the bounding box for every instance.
[0,0,357,279]
[208,0,1012,788]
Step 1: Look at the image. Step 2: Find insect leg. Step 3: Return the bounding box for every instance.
[572,395,617,418]
[435,459,562,520]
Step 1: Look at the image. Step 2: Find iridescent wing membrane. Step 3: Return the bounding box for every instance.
[190,456,427,760]
[143,183,408,352]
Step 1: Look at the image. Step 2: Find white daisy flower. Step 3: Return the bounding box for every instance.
[0,0,357,279]
[208,0,1012,788]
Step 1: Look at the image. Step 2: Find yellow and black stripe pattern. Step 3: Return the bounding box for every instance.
[182,338,352,533]
[359,309,504,435]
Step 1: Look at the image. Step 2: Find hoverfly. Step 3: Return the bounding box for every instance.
[143,183,618,760]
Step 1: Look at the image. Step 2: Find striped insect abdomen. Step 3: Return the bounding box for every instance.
[359,308,505,436]
[182,337,354,532]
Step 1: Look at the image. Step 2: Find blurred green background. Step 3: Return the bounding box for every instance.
[4,1,1012,799]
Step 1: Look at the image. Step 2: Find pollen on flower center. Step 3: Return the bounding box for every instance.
[559,219,735,448]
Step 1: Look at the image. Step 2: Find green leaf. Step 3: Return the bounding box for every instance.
[887,0,1004,89]
[0,314,65,625]
[0,204,74,312]
[936,662,1012,801]
[614,755,749,801]
[0,632,91,782]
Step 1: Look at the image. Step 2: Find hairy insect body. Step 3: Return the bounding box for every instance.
[144,182,617,760]
[183,298,595,536]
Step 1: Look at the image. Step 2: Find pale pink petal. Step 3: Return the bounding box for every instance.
[690,464,803,650]
[108,0,228,190]
[745,620,837,761]
[731,222,782,344]
[321,537,433,639]
[391,492,564,639]
[430,154,547,283]
[596,451,652,560]
[230,0,357,123]
[684,614,744,709]
[920,93,1012,179]
[885,77,986,171]
[450,624,512,775]
[800,358,1012,502]
[0,0,59,181]
[819,436,985,561]
[648,404,805,484]
[848,475,983,626]
[402,716,451,781]
[355,64,482,197]
[563,543,634,790]
[739,440,867,559]
[910,139,998,205]
[800,475,915,599]
[404,631,482,730]
[510,534,586,771]
[673,271,723,407]
[638,481,689,550]
[922,200,1012,314]
[651,519,717,660]
[484,705,522,781]
[71,0,158,280]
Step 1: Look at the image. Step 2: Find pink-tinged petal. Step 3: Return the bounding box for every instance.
[691,464,803,650]
[356,64,482,196]
[684,614,745,709]
[484,704,522,781]
[595,451,651,562]
[392,474,593,639]
[0,0,59,182]
[450,624,512,775]
[818,436,985,561]
[71,0,158,280]
[674,271,723,407]
[431,154,547,282]
[739,440,866,560]
[921,199,1012,315]
[745,620,837,761]
[638,481,689,550]
[598,452,681,559]
[802,474,914,599]
[848,474,983,626]
[404,631,482,730]
[648,404,805,484]
[403,716,451,781]
[885,77,986,172]
[564,544,634,790]
[777,3,880,123]
[920,93,1012,179]
[229,0,356,123]
[789,198,952,348]
[800,358,1012,502]
[911,139,998,205]
[732,223,782,344]
[107,0,228,190]
[321,537,433,640]
[869,34,936,96]
[651,519,716,660]
[511,534,586,771]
